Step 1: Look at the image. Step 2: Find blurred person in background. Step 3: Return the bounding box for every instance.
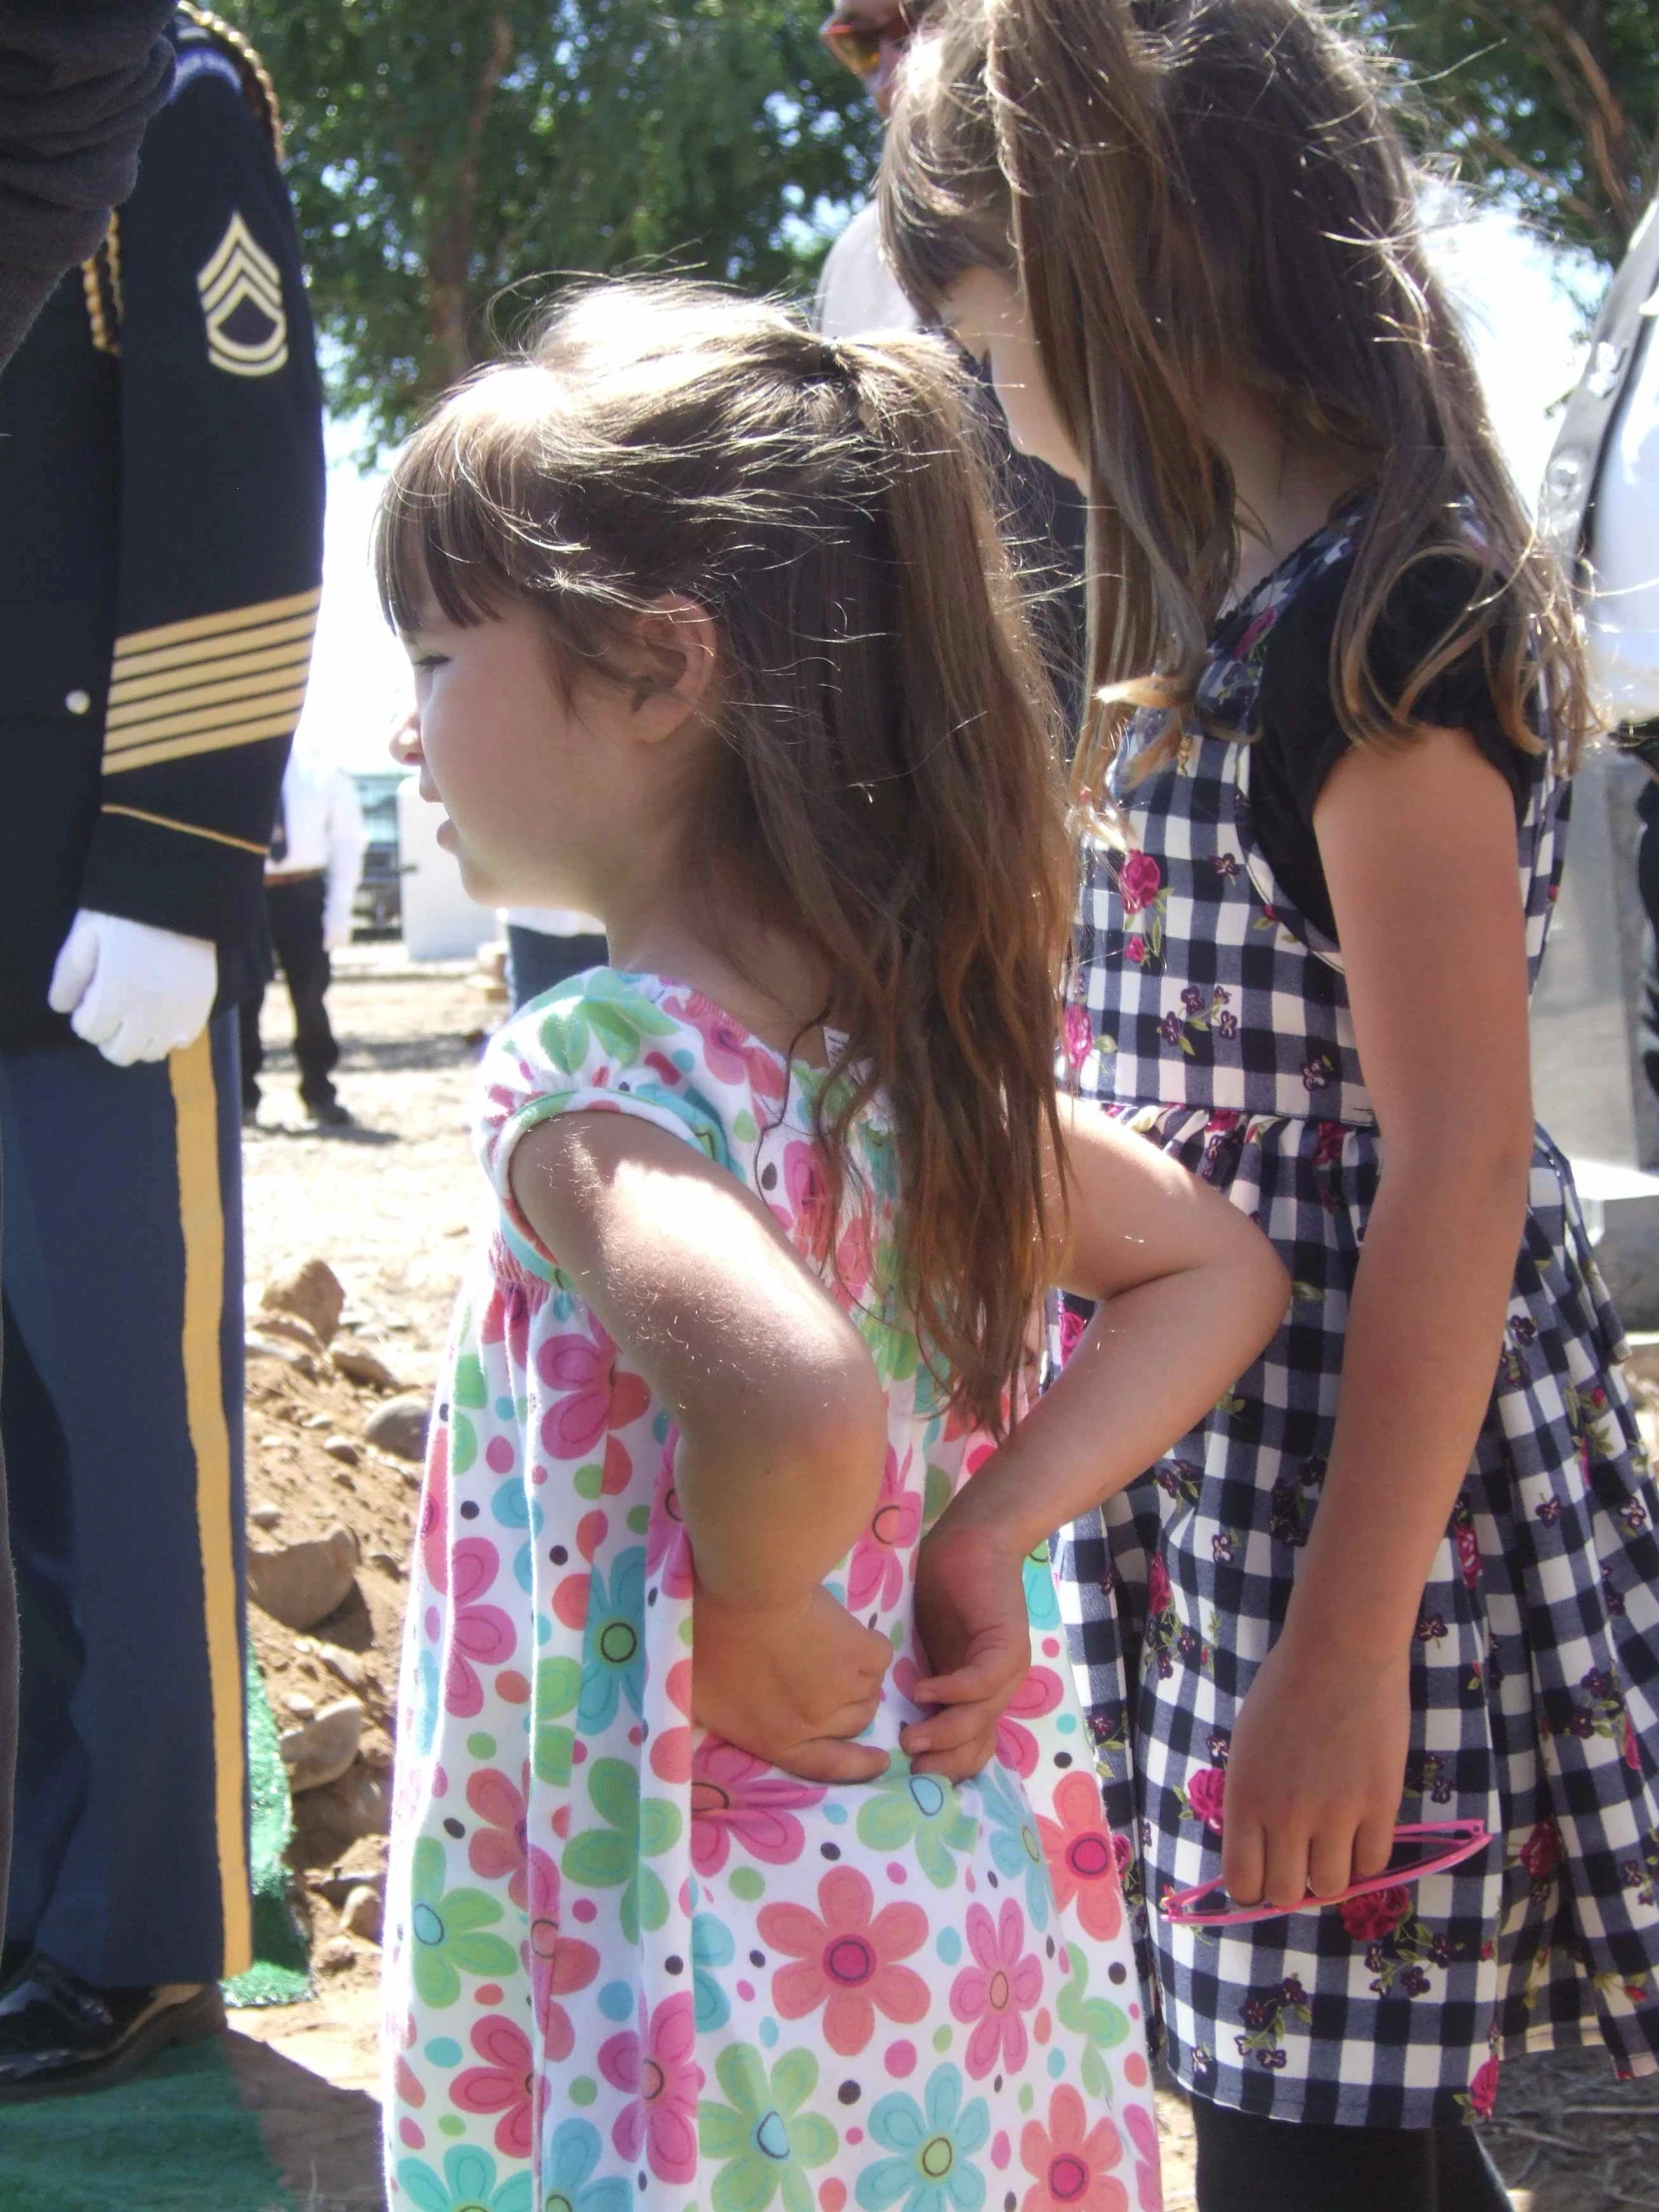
[502,905,607,1010]
[0,6,323,2099]
[0,0,181,1974]
[242,744,366,1127]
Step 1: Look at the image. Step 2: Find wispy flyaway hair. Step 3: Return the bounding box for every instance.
[880,0,1589,794]
[373,278,1073,1433]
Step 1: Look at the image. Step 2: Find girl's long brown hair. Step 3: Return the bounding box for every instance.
[879,0,1591,794]
[374,280,1072,1434]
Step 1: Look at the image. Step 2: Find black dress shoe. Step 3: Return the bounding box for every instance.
[303,1097,352,1127]
[0,1951,225,2101]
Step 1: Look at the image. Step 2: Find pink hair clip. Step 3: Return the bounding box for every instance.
[1159,1820,1491,1929]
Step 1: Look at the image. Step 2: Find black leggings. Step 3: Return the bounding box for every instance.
[1191,2095,1512,2212]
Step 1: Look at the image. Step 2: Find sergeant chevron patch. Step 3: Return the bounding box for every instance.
[197,211,287,376]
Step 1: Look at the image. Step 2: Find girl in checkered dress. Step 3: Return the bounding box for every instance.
[882,1,1659,2205]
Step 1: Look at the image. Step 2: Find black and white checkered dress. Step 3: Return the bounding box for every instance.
[1055,513,1659,2128]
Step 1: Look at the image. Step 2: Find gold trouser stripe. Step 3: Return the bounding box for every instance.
[101,805,271,855]
[102,707,305,775]
[113,609,318,687]
[109,636,313,713]
[115,585,320,662]
[104,674,309,751]
[168,1032,252,1976]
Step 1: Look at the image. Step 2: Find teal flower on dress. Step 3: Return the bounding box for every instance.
[408,1837,519,2008]
[413,1646,440,1757]
[1054,1943,1131,2102]
[856,2061,990,2212]
[562,1757,682,1941]
[855,1763,977,1889]
[578,1546,647,1731]
[694,1910,737,2030]
[533,1655,581,1787]
[395,2142,533,2212]
[974,1763,1052,1929]
[543,2117,633,2212]
[700,2042,837,2212]
[1021,1544,1061,1631]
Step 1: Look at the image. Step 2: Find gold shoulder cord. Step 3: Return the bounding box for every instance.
[79,7,284,355]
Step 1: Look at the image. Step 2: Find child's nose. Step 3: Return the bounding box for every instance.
[388,708,421,766]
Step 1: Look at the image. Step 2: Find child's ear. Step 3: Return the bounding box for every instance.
[628,595,720,735]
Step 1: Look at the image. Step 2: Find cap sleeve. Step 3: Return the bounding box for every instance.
[476,970,733,1283]
[1257,550,1538,825]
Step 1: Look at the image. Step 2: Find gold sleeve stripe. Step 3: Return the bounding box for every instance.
[110,615,318,692]
[102,805,271,855]
[102,709,303,776]
[112,585,320,663]
[107,651,313,731]
[103,679,309,761]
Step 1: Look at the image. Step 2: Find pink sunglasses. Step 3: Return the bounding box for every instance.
[1160,1820,1491,1929]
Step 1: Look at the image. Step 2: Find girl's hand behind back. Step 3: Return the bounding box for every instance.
[903,1518,1032,1781]
[695,1582,893,1784]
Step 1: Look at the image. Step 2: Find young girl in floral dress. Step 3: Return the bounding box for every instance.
[882,3,1659,2207]
[372,279,1290,2212]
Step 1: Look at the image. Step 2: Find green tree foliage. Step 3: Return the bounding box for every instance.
[221,1,881,447]
[1366,1,1658,270]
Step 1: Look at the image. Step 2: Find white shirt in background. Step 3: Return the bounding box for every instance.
[270,749,368,950]
[815,202,919,339]
[1587,299,1659,725]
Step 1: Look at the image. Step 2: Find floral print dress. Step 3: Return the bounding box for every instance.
[382,970,1162,2212]
[1055,512,1659,2130]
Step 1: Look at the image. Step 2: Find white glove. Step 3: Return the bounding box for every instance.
[48,909,219,1067]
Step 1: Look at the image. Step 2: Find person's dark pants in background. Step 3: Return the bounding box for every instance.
[241,872,339,1112]
[506,926,608,1011]
[1191,2096,1512,2211]
[0,1016,249,1985]
[1637,776,1659,1105]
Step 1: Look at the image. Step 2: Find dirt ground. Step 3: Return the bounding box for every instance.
[230,944,1659,2212]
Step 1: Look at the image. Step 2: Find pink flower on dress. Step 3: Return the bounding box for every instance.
[1185,1767,1227,1836]
[419,1426,449,1593]
[478,1253,550,1374]
[1468,2056,1500,2119]
[599,1992,702,2183]
[453,2015,534,2159]
[1454,1518,1481,1591]
[466,1765,529,1908]
[1037,1770,1125,1939]
[1118,851,1162,915]
[1125,936,1149,967]
[1519,1820,1561,1883]
[994,1665,1065,1780]
[1146,1552,1172,1617]
[1123,2104,1163,2212]
[1624,1709,1643,1773]
[1056,1305,1087,1366]
[759,1865,929,2056]
[951,1899,1043,2078]
[661,987,788,1102]
[524,1847,598,2054]
[836,1211,873,1305]
[1062,1005,1094,1071]
[1020,2083,1128,2212]
[779,1140,831,1253]
[536,1322,651,1494]
[646,1436,694,1599]
[846,1446,923,1616]
[1338,1887,1410,1941]
[444,1537,516,1718]
[690,1740,825,1875]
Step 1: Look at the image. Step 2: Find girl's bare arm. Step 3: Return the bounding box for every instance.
[511,1112,893,1782]
[1221,724,1533,1911]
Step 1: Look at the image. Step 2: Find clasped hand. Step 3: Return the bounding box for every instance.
[692,1582,894,1784]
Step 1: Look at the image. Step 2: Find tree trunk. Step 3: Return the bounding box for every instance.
[425,10,514,395]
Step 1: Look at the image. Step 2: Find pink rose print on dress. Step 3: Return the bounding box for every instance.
[1037,1770,1125,1940]
[536,1321,651,1496]
[994,1666,1064,1780]
[1338,1886,1410,1942]
[466,1765,529,1909]
[1468,2055,1500,2119]
[1062,1005,1094,1071]
[598,1991,702,2184]
[524,1847,599,2054]
[950,1899,1042,2078]
[444,1538,516,1718]
[1124,2104,1163,2212]
[646,1436,694,1599]
[759,1864,929,2056]
[453,2014,535,2158]
[689,1740,825,1876]
[1118,851,1162,915]
[1020,2083,1128,2212]
[1146,1552,1173,1617]
[478,1253,549,1374]
[1125,936,1149,967]
[1519,1820,1561,1884]
[780,1139,831,1253]
[1454,1516,1481,1591]
[846,1447,922,1616]
[661,987,787,1103]
[1056,1305,1087,1366]
[1184,1767,1227,1837]
[836,1210,873,1306]
[420,1426,449,1594]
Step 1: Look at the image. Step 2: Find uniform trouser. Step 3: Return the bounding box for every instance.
[0,1015,250,1986]
[1637,778,1659,1105]
[241,873,338,1110]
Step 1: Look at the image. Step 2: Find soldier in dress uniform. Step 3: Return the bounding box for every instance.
[0,5,323,2098]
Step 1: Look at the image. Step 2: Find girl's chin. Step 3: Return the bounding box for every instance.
[434,817,456,849]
